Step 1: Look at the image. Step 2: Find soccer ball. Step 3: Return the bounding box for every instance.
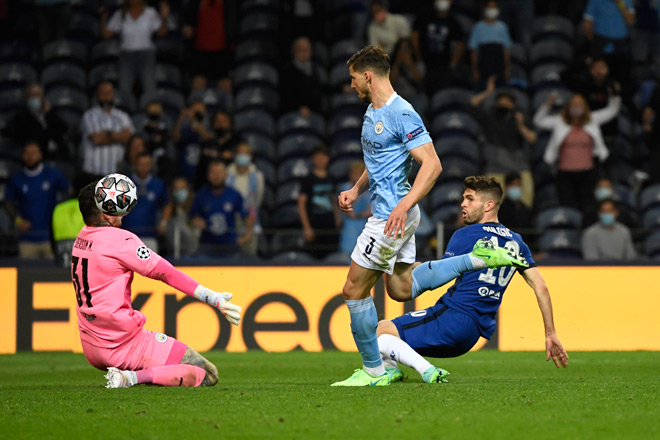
[94,173,138,216]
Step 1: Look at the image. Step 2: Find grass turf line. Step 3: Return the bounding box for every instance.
[1,351,659,440]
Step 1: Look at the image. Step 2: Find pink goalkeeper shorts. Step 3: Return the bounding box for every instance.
[82,329,188,371]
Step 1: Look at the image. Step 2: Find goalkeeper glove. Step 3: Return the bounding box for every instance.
[194,285,242,326]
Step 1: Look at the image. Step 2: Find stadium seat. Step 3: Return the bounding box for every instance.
[90,39,120,67]
[481,88,531,115]
[235,86,279,113]
[329,157,357,182]
[67,12,101,43]
[277,157,309,184]
[155,64,182,91]
[434,136,480,163]
[532,16,574,43]
[530,63,566,92]
[535,207,582,231]
[642,207,660,230]
[639,184,660,211]
[239,12,279,39]
[0,89,25,114]
[277,134,324,162]
[530,39,573,66]
[278,111,326,139]
[41,62,86,92]
[234,62,278,90]
[243,132,276,161]
[531,88,572,113]
[329,92,365,114]
[453,12,475,36]
[0,40,39,67]
[0,63,38,92]
[313,41,329,68]
[508,65,528,90]
[139,89,184,122]
[271,205,303,228]
[329,138,362,160]
[88,63,119,92]
[253,157,276,187]
[435,156,479,183]
[329,64,351,89]
[429,182,464,211]
[154,37,185,67]
[538,230,582,258]
[275,181,301,206]
[235,38,279,65]
[270,250,316,264]
[430,204,461,224]
[614,184,636,211]
[330,39,362,66]
[240,0,279,14]
[114,92,137,114]
[430,88,472,114]
[46,86,88,114]
[328,111,362,140]
[42,40,87,67]
[643,231,660,258]
[509,43,527,69]
[533,183,560,211]
[430,111,481,140]
[233,109,275,137]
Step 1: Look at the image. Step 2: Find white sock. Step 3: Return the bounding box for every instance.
[378,334,433,377]
[469,254,487,269]
[381,356,397,369]
[364,364,386,377]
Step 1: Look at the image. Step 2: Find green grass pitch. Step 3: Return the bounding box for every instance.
[1,351,659,439]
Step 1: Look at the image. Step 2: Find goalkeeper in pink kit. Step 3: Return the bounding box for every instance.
[72,180,242,388]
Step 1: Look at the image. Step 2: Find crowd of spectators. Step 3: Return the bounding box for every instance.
[0,0,659,265]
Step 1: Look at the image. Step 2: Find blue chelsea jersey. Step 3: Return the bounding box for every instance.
[361,92,432,219]
[438,223,536,339]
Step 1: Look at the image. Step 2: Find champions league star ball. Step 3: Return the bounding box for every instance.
[94,173,138,216]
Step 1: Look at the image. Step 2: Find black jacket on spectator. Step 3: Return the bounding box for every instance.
[279,62,324,114]
[3,109,70,160]
[499,198,532,231]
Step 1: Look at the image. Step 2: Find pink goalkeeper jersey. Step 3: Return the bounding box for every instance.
[72,226,164,348]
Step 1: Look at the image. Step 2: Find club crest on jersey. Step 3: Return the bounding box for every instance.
[155,333,168,343]
[136,246,151,260]
[374,121,384,135]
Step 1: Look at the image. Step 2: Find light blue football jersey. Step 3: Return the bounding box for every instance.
[360,92,432,219]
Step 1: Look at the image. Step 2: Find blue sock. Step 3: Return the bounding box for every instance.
[346,296,382,370]
[411,254,475,299]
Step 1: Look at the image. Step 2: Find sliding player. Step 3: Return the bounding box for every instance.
[377,176,569,384]
[72,180,241,388]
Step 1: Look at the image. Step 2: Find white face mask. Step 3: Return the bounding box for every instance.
[435,0,451,12]
[484,7,499,19]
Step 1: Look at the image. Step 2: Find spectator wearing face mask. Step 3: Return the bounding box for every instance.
[534,91,620,212]
[4,84,70,160]
[195,110,242,188]
[411,0,465,94]
[498,172,532,231]
[79,82,134,178]
[581,198,637,261]
[164,176,198,258]
[471,76,537,206]
[468,0,512,88]
[225,142,265,255]
[582,178,640,230]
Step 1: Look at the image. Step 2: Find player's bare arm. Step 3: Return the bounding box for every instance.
[339,168,369,212]
[521,267,569,368]
[384,143,441,238]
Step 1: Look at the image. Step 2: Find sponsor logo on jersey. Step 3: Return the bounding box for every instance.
[155,332,168,343]
[136,246,151,260]
[406,127,424,140]
[360,136,383,152]
[374,121,384,134]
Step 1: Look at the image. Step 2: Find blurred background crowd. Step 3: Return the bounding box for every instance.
[0,0,660,265]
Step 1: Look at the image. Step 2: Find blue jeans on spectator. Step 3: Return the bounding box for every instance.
[119,49,156,101]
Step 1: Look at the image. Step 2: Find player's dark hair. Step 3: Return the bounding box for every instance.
[311,144,329,157]
[464,176,504,205]
[78,180,102,226]
[504,172,521,186]
[347,45,390,77]
[598,198,618,211]
[495,91,516,105]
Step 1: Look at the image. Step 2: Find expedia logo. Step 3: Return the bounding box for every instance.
[361,136,383,152]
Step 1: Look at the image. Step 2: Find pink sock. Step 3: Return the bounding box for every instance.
[135,364,206,387]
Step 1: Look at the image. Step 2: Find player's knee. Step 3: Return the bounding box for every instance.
[377,320,399,337]
[342,279,360,300]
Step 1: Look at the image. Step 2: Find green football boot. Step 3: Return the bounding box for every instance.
[422,366,450,384]
[331,369,390,387]
[471,238,529,269]
[385,366,404,383]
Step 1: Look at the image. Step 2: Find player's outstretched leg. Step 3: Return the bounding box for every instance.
[377,333,449,384]
[411,238,528,299]
[105,364,207,388]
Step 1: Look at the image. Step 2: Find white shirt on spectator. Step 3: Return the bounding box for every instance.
[80,106,134,176]
[368,13,411,55]
[107,7,161,52]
